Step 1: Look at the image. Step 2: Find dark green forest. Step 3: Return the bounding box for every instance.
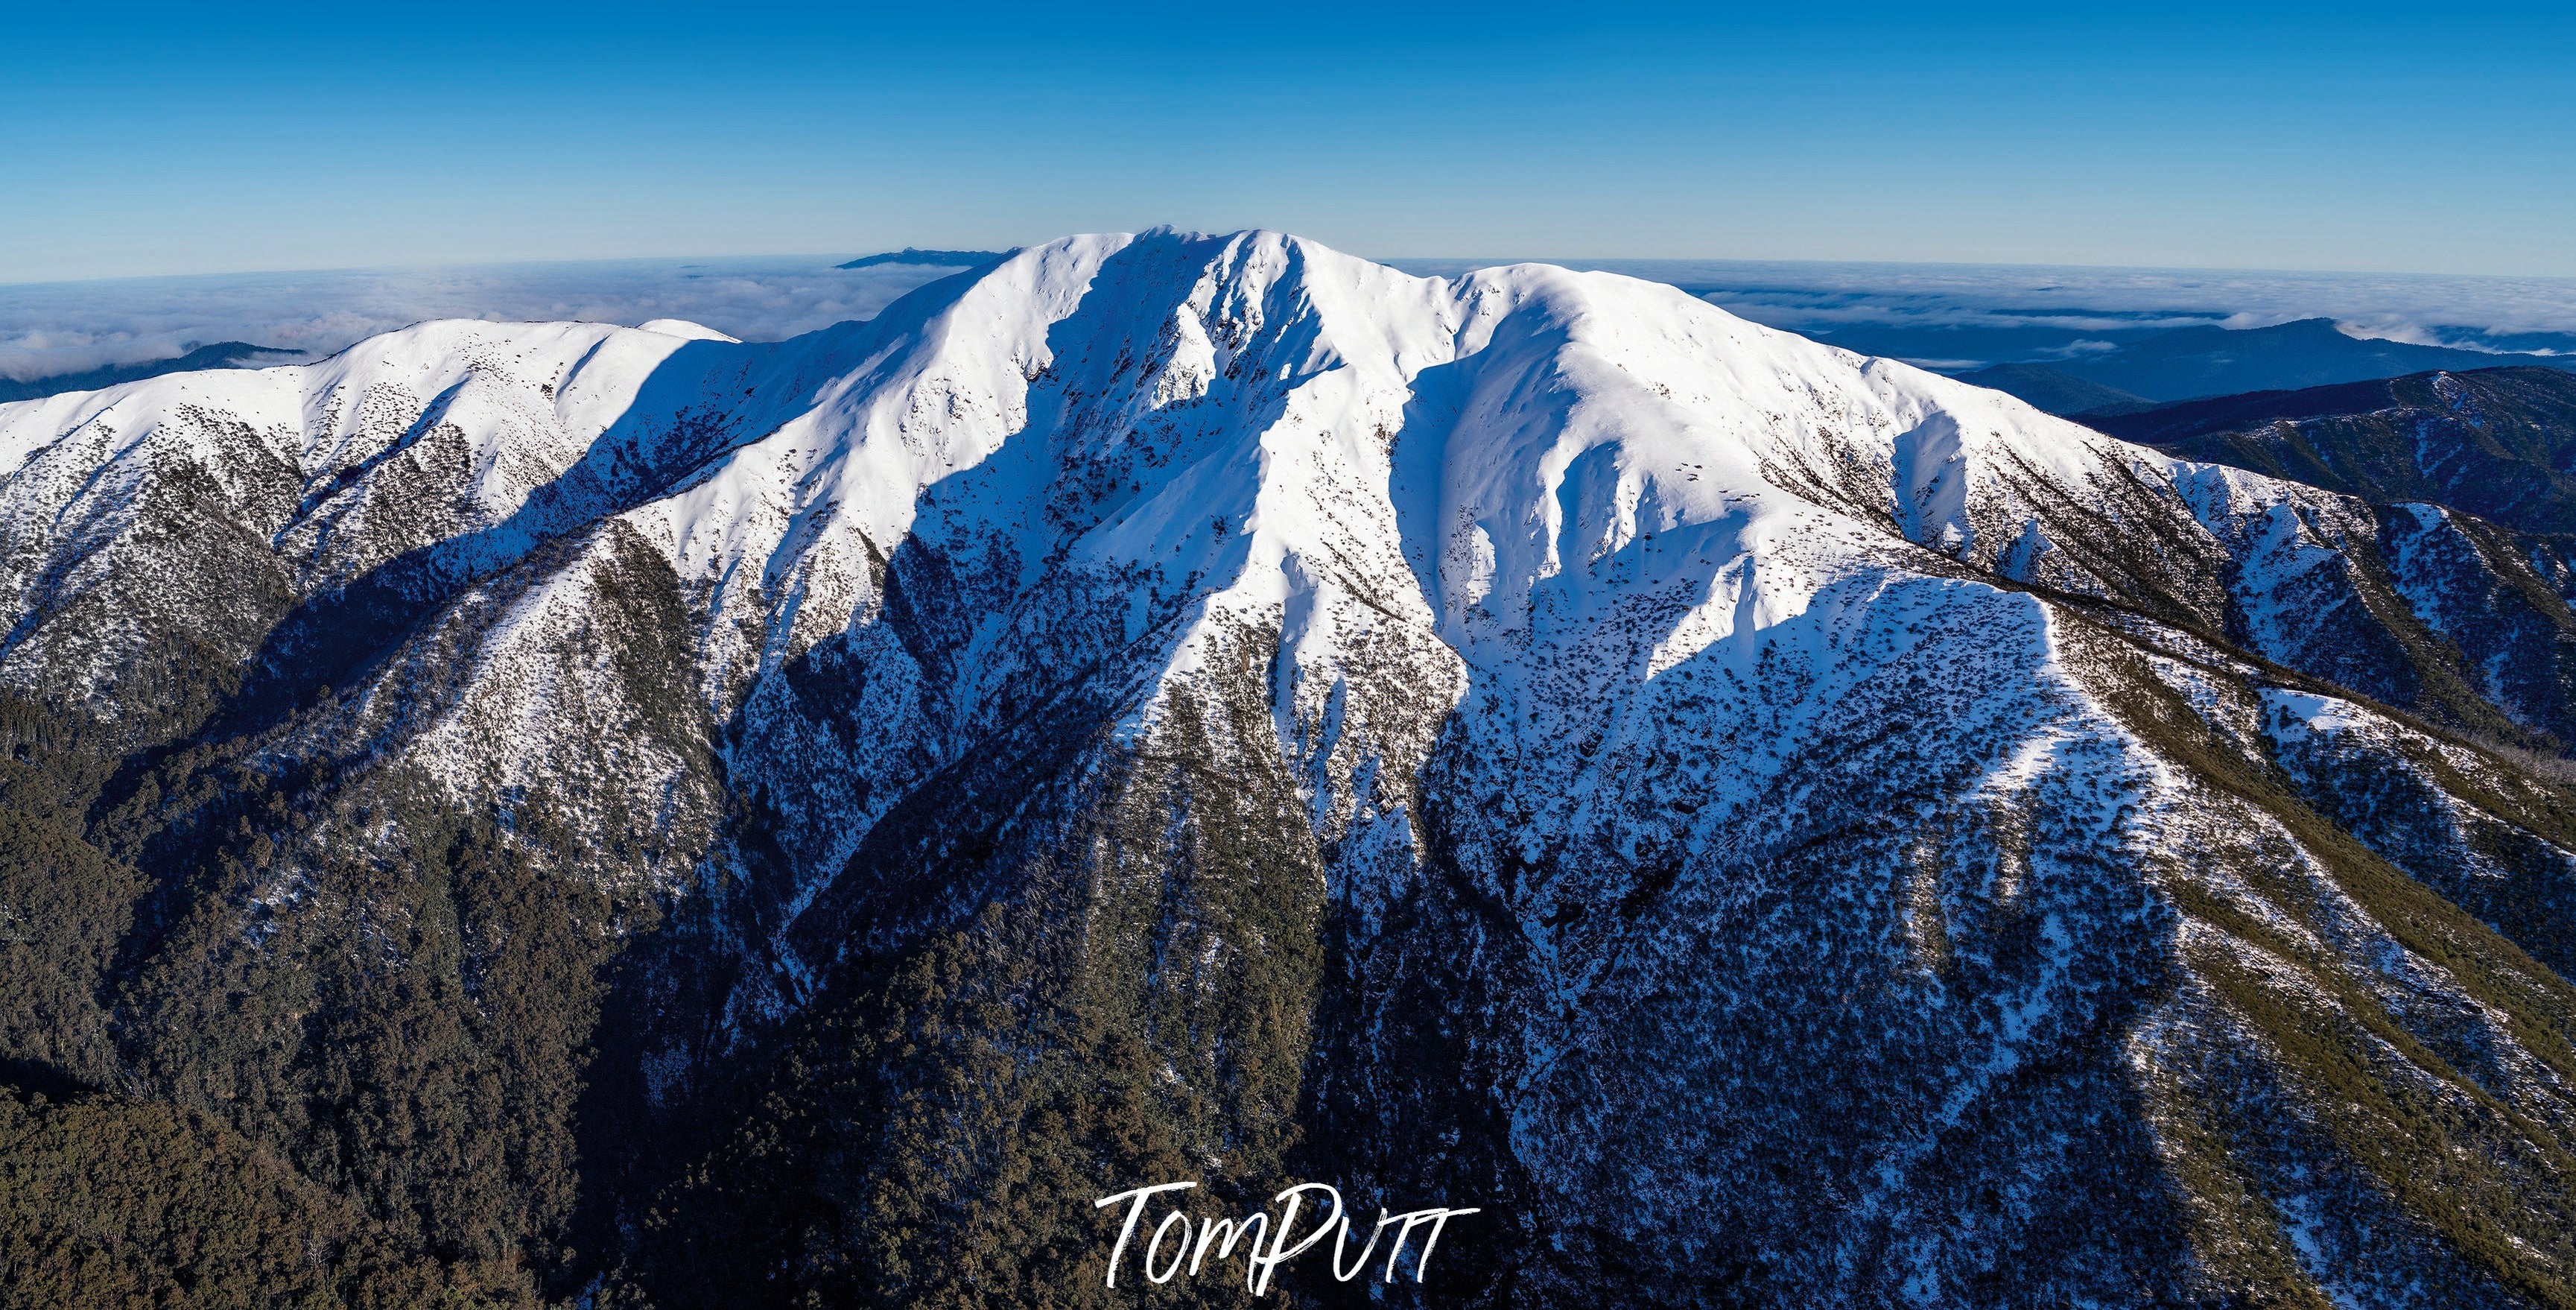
[0,654,1379,1309]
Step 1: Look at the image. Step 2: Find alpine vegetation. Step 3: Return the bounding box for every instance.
[4,230,2575,1308]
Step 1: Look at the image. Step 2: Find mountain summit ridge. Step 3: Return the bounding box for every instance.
[5,230,2576,1307]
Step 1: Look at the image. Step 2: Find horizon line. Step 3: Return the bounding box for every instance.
[11,239,2576,293]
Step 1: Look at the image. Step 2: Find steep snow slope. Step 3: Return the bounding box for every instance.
[6,230,2576,1308]
[0,314,880,745]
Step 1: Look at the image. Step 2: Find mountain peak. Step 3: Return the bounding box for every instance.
[9,230,2576,1306]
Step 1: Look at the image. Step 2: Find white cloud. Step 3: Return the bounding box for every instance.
[9,248,2575,385]
[1398,257,2576,351]
[0,256,968,382]
[2038,339,2124,358]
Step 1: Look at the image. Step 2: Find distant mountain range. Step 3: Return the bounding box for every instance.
[2076,365,2576,536]
[0,341,300,404]
[1955,317,2576,412]
[1942,361,2149,414]
[834,247,1010,270]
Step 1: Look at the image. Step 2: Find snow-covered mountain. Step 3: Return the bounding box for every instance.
[5,230,2575,1307]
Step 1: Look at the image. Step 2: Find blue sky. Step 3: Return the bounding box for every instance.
[4,1,2572,282]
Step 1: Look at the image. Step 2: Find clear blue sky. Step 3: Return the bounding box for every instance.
[4,1,2571,282]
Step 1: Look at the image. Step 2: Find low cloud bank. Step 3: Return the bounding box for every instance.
[9,250,2575,386]
[0,256,966,383]
[1400,258,2576,356]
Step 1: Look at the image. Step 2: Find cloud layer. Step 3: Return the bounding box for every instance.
[8,249,2575,385]
[1402,258,2576,357]
[0,256,966,382]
